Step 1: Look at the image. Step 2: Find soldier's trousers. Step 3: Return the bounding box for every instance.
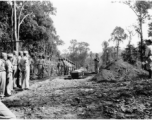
[0,101,16,119]
[17,69,22,88]
[22,67,30,89]
[13,66,18,88]
[38,65,43,78]
[95,64,99,74]
[6,73,13,96]
[0,71,6,98]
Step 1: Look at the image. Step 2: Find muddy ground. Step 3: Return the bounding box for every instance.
[3,73,152,119]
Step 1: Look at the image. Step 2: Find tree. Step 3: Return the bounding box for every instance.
[123,0,151,62]
[0,1,63,58]
[67,39,90,67]
[121,44,138,65]
[102,40,109,51]
[109,26,127,58]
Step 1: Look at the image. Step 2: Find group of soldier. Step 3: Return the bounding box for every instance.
[0,50,30,99]
[0,50,31,119]
[57,58,76,76]
[35,55,55,79]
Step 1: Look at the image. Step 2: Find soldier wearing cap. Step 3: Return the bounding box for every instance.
[21,51,30,90]
[0,52,7,98]
[17,51,23,88]
[12,51,18,89]
[5,53,13,96]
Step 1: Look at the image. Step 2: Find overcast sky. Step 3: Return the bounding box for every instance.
[50,0,151,53]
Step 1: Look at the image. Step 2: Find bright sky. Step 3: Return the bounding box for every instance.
[50,0,151,54]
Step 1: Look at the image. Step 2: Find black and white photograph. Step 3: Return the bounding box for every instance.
[0,0,152,119]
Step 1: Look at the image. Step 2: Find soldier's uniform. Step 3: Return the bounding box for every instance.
[17,51,23,87]
[57,59,62,76]
[37,55,43,79]
[94,53,100,74]
[21,51,30,90]
[5,54,13,96]
[12,51,18,88]
[0,53,7,98]
[30,56,34,78]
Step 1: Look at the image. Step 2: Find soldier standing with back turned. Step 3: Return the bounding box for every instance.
[94,53,100,74]
[12,51,18,89]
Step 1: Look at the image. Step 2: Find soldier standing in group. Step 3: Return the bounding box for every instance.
[94,53,100,74]
[37,55,43,79]
[17,51,23,88]
[0,53,7,99]
[21,51,30,90]
[57,59,61,76]
[12,51,18,89]
[29,54,34,79]
[41,55,45,78]
[46,56,50,77]
[5,53,13,96]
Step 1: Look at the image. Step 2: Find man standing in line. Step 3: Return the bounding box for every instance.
[5,54,13,96]
[12,51,18,89]
[37,55,43,79]
[17,51,23,88]
[94,53,100,74]
[21,51,30,90]
[0,53,7,99]
[41,55,45,78]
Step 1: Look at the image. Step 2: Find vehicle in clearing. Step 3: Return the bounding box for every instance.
[70,67,87,79]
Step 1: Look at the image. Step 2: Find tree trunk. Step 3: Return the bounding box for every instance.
[139,21,143,62]
[14,1,19,52]
[11,2,14,50]
[117,40,120,59]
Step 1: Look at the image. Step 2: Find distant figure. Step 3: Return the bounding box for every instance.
[37,55,43,79]
[94,53,100,74]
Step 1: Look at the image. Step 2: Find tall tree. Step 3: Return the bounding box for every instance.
[68,39,90,67]
[0,1,63,58]
[123,0,151,62]
[109,26,127,58]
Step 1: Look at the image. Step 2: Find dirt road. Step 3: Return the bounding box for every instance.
[3,75,99,119]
